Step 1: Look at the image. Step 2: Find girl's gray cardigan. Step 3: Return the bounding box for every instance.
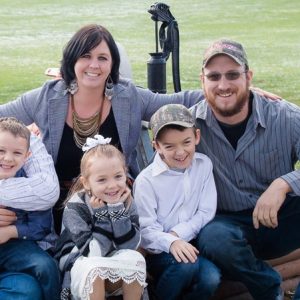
[55,191,141,299]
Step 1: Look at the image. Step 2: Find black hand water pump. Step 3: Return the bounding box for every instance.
[147,2,181,93]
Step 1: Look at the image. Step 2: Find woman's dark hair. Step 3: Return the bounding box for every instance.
[60,24,120,87]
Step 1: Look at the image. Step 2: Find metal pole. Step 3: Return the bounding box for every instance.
[155,20,158,53]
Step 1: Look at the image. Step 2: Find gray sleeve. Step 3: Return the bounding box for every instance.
[0,87,42,125]
[63,203,93,255]
[280,107,300,194]
[136,87,205,121]
[107,200,141,250]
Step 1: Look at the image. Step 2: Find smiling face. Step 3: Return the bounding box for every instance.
[154,127,200,170]
[81,155,127,204]
[201,54,253,124]
[74,40,112,91]
[0,131,30,179]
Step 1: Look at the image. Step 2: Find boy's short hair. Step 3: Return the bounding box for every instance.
[150,104,195,140]
[0,117,30,150]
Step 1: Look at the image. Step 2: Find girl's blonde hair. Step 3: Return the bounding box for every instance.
[66,144,126,202]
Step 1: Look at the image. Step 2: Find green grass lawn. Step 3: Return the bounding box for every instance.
[0,0,300,105]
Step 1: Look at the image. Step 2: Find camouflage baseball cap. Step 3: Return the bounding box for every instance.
[150,104,194,140]
[202,39,248,68]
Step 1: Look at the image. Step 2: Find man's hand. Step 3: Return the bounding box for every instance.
[250,87,281,101]
[253,178,291,229]
[170,239,199,263]
[0,225,18,244]
[0,206,17,226]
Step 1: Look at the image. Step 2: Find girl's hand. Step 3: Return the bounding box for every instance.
[89,196,106,209]
[105,187,131,205]
[120,187,131,203]
[105,187,132,209]
[120,187,132,210]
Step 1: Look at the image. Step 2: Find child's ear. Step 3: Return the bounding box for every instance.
[195,129,201,145]
[25,151,31,159]
[80,176,90,191]
[153,141,165,158]
[152,140,162,153]
[200,70,205,87]
[152,140,158,150]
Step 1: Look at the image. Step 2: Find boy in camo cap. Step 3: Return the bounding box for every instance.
[134,104,220,300]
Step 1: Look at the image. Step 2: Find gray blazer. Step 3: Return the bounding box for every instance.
[0,78,204,174]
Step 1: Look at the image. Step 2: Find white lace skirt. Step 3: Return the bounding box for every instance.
[70,249,147,300]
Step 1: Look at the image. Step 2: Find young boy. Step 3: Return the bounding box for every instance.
[0,117,60,300]
[134,104,220,300]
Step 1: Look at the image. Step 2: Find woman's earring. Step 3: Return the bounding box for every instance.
[67,80,78,95]
[87,190,92,197]
[104,75,114,100]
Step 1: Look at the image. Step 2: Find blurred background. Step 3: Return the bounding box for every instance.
[0,0,299,104]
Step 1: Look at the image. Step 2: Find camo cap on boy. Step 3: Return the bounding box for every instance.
[150,104,194,140]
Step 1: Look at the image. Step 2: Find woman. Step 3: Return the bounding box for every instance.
[0,24,203,233]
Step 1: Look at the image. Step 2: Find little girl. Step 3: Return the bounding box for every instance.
[55,135,146,300]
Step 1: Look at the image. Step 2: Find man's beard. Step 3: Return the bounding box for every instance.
[205,84,250,117]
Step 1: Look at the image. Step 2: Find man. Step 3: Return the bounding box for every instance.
[191,39,300,300]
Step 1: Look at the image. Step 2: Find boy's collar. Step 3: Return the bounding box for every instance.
[152,152,200,177]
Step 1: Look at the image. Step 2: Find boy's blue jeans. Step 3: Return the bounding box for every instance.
[197,195,300,300]
[0,239,60,300]
[146,251,220,300]
[0,271,42,300]
[294,284,300,300]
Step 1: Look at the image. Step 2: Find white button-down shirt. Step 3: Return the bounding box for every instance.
[0,135,59,210]
[134,152,217,254]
